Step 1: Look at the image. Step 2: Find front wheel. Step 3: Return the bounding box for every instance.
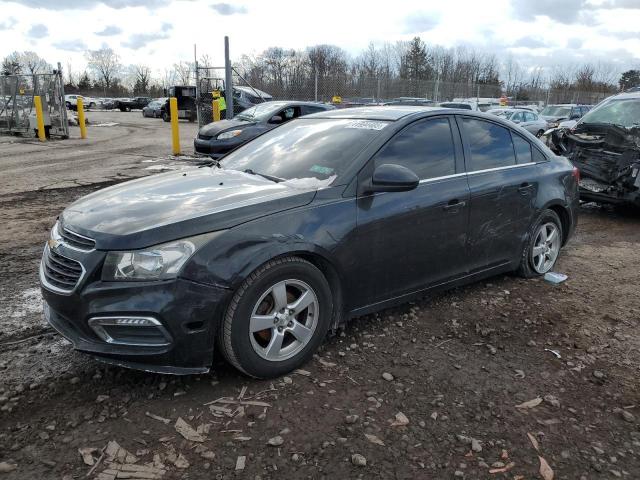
[517,209,563,278]
[220,257,333,378]
[535,129,544,138]
[162,111,170,122]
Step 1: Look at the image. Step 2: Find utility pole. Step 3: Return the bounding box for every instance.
[224,36,233,120]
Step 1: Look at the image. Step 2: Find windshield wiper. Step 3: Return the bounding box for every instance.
[244,169,283,183]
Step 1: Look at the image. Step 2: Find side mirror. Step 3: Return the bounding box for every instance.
[269,115,283,124]
[365,164,419,193]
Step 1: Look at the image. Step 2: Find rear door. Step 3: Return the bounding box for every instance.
[355,116,470,302]
[457,116,539,273]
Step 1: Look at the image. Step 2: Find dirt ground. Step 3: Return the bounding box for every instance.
[1,111,640,480]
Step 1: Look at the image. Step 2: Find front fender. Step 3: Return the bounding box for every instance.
[181,194,356,290]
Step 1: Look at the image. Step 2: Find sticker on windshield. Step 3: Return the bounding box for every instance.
[345,120,387,130]
[310,165,335,175]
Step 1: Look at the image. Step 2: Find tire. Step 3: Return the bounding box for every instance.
[220,256,333,378]
[65,101,71,109]
[125,106,131,112]
[162,111,170,122]
[536,129,544,138]
[516,209,563,278]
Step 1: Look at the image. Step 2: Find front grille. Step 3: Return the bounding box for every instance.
[42,247,83,292]
[58,224,96,251]
[198,133,213,140]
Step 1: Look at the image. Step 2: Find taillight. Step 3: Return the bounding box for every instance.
[572,166,580,182]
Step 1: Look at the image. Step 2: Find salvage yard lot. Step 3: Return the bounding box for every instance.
[1,111,640,479]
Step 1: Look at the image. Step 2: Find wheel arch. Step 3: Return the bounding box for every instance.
[541,201,571,246]
[229,247,346,333]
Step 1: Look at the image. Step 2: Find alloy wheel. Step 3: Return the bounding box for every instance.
[531,222,560,273]
[249,279,319,361]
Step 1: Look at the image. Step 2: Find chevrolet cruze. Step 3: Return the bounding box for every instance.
[40,106,579,378]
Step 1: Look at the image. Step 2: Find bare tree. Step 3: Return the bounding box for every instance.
[173,61,193,85]
[20,51,51,75]
[85,48,122,90]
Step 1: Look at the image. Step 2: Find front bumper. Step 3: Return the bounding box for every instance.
[41,246,231,374]
[193,137,241,158]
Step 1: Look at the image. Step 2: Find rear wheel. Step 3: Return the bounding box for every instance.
[162,111,170,122]
[536,129,544,137]
[517,209,563,278]
[220,257,333,378]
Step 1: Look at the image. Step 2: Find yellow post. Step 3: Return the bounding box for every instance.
[77,97,87,139]
[33,95,46,142]
[170,97,180,155]
[212,99,220,122]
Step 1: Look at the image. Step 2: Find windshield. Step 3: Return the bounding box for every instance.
[579,98,640,128]
[220,118,389,182]
[236,103,287,121]
[541,106,571,117]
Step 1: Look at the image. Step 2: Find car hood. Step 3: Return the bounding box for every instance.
[61,168,316,250]
[199,118,254,136]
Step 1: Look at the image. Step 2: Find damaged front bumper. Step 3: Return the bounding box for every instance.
[42,273,231,375]
[546,124,640,206]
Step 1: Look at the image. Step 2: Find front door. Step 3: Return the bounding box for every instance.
[355,116,470,305]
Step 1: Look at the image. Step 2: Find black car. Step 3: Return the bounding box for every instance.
[40,107,579,378]
[194,101,334,158]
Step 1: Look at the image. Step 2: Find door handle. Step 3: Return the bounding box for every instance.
[443,199,466,211]
[518,182,533,194]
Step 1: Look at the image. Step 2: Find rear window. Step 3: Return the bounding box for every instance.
[221,118,388,182]
[462,118,516,171]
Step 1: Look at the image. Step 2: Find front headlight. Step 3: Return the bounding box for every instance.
[217,129,243,140]
[101,232,223,281]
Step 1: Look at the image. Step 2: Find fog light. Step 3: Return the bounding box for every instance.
[88,316,172,346]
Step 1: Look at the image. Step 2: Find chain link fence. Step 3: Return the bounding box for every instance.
[0,70,68,138]
[194,66,615,126]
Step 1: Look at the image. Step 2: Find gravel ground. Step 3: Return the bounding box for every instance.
[1,113,640,479]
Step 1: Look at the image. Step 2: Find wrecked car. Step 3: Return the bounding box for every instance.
[40,107,578,378]
[546,91,640,206]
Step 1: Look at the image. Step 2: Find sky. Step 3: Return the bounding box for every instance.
[1,0,640,80]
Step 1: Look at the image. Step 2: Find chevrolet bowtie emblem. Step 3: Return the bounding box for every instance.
[48,238,60,250]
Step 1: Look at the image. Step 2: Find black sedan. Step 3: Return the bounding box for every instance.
[40,107,579,378]
[194,101,334,158]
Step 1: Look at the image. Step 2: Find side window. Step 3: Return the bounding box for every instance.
[525,112,537,122]
[280,106,301,121]
[462,118,516,171]
[303,105,326,115]
[511,112,524,122]
[374,117,456,180]
[512,133,532,164]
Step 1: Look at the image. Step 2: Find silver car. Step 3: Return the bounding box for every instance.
[488,108,548,137]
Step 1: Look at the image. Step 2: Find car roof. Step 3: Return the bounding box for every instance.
[305,106,444,121]
[602,91,640,100]
[234,85,273,98]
